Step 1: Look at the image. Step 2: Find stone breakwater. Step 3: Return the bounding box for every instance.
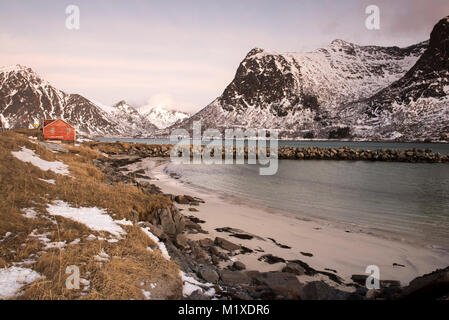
[89,142,449,163]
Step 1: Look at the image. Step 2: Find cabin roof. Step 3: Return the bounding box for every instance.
[43,119,75,129]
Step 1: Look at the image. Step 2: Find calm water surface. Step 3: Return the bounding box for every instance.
[163,160,449,249]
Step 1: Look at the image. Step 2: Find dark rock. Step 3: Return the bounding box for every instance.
[267,237,291,249]
[300,281,350,300]
[399,266,449,300]
[192,246,209,262]
[188,208,199,212]
[199,267,219,283]
[300,252,314,257]
[230,233,253,240]
[175,234,189,250]
[220,270,251,286]
[174,195,190,205]
[152,207,185,239]
[188,216,205,224]
[253,272,302,298]
[282,262,306,275]
[393,263,406,268]
[198,238,214,248]
[258,254,286,264]
[214,237,241,252]
[232,261,246,271]
[186,289,210,300]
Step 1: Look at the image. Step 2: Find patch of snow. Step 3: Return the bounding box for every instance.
[180,272,214,298]
[39,178,56,185]
[116,219,133,226]
[86,235,97,241]
[0,267,43,299]
[140,227,170,260]
[142,289,151,300]
[22,208,38,219]
[70,238,80,245]
[45,241,66,250]
[11,147,69,176]
[47,201,126,238]
[94,248,110,262]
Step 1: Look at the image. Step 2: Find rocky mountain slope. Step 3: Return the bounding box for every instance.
[172,16,449,141]
[171,40,428,138]
[0,65,121,136]
[0,66,189,137]
[343,16,449,141]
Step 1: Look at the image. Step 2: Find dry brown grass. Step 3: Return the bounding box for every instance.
[0,130,181,300]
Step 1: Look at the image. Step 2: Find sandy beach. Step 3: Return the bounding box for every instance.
[129,158,449,286]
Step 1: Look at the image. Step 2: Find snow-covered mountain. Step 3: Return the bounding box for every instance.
[0,65,119,135]
[141,105,190,129]
[171,16,449,141]
[97,100,158,136]
[344,16,449,141]
[171,38,431,139]
[0,66,156,137]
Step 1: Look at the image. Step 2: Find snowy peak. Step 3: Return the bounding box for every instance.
[112,100,140,116]
[0,66,154,136]
[143,106,190,129]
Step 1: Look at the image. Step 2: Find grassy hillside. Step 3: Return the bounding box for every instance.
[0,130,181,299]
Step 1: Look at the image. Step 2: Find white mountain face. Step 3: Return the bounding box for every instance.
[172,38,435,140]
[344,16,449,141]
[142,105,190,129]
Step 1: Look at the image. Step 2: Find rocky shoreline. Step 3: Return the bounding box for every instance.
[90,147,449,300]
[88,142,449,163]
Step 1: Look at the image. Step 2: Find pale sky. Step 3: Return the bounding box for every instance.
[0,0,448,113]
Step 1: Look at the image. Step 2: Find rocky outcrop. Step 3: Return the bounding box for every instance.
[399,267,449,300]
[151,207,185,240]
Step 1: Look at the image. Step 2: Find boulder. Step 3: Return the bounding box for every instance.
[232,261,246,271]
[282,262,306,275]
[199,267,219,283]
[214,237,241,252]
[175,234,189,250]
[198,238,214,248]
[258,254,286,264]
[152,207,185,239]
[300,281,349,300]
[219,270,251,286]
[254,272,302,298]
[174,195,190,205]
[399,267,449,300]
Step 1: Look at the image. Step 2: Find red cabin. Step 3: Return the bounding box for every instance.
[43,119,76,142]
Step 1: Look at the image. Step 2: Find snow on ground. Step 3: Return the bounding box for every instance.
[142,289,152,299]
[140,227,170,260]
[22,208,38,219]
[180,272,215,298]
[47,201,126,238]
[94,249,110,262]
[0,267,43,299]
[39,178,56,185]
[11,147,69,176]
[29,229,66,250]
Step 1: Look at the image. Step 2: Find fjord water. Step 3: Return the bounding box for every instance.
[164,160,449,249]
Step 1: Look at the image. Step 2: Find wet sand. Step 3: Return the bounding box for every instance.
[133,158,449,286]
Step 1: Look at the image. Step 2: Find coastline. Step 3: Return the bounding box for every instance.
[141,158,449,286]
